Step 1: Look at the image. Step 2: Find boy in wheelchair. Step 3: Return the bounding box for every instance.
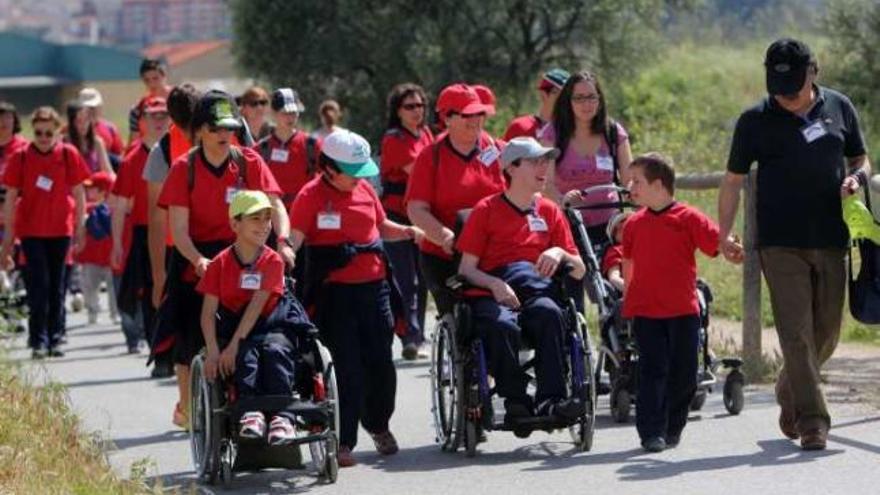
[197,190,311,446]
[457,137,587,422]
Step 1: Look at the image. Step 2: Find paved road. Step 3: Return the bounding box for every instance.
[11,311,880,495]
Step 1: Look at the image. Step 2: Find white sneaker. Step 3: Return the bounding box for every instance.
[71,293,84,313]
[267,416,296,446]
[239,411,266,439]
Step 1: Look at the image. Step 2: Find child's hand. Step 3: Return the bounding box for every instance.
[205,349,220,382]
[219,340,239,377]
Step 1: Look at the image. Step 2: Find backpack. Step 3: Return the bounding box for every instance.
[604,119,620,185]
[186,145,248,191]
[85,203,112,240]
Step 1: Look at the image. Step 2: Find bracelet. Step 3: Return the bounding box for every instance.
[850,169,868,186]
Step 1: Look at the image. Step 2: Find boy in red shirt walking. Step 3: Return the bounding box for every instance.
[77,172,118,325]
[622,153,740,452]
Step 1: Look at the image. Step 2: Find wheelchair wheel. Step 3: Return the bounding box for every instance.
[189,355,222,484]
[464,420,479,458]
[431,315,462,452]
[690,389,708,411]
[310,344,340,483]
[568,308,596,452]
[723,370,745,415]
[319,432,339,484]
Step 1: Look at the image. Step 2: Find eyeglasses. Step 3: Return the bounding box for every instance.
[401,103,425,111]
[247,100,269,107]
[207,125,232,133]
[571,94,600,104]
[34,130,54,138]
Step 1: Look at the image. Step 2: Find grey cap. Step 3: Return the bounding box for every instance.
[500,137,560,167]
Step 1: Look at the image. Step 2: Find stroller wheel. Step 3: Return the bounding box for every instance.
[611,387,631,423]
[689,389,708,411]
[723,370,745,415]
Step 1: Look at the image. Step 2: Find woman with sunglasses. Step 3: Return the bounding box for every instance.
[0,107,91,359]
[538,70,633,246]
[239,86,273,141]
[157,89,293,429]
[380,83,434,360]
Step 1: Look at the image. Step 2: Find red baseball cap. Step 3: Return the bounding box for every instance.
[472,84,496,116]
[142,96,168,114]
[84,171,114,191]
[436,83,490,116]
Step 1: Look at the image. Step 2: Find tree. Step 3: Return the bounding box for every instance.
[231,0,693,142]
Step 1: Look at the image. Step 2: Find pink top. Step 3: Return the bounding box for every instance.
[538,122,628,227]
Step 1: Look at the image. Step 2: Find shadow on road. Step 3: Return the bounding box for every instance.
[107,429,188,450]
[151,467,325,494]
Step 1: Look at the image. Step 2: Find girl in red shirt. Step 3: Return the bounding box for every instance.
[0,107,90,359]
[381,83,434,360]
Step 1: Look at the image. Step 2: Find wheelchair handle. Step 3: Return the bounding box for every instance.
[579,184,629,197]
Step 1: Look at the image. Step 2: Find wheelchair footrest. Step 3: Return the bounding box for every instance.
[234,395,334,425]
[233,442,304,471]
[495,415,574,432]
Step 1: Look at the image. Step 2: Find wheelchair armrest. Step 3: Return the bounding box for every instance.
[445,274,468,291]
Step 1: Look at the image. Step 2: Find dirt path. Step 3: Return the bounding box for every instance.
[711,318,880,414]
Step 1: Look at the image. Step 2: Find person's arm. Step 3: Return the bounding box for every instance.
[616,137,634,187]
[147,181,167,306]
[717,172,746,263]
[458,252,520,308]
[268,194,296,267]
[218,290,271,377]
[407,200,454,253]
[168,205,209,276]
[94,137,115,178]
[0,187,18,268]
[622,258,632,295]
[380,218,422,242]
[72,184,86,253]
[200,294,221,381]
[608,266,625,292]
[842,155,871,196]
[110,194,131,269]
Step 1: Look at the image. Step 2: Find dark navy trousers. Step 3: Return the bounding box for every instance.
[21,237,70,350]
[386,239,427,346]
[633,314,700,442]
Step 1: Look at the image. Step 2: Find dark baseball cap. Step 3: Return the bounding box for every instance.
[764,38,816,96]
[191,89,242,130]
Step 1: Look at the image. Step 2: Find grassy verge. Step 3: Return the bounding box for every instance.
[0,358,157,495]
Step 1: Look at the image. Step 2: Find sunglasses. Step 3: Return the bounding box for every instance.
[34,130,55,138]
[247,100,269,107]
[207,125,232,133]
[571,94,600,104]
[401,102,425,111]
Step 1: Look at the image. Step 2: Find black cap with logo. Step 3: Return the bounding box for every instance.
[764,38,816,96]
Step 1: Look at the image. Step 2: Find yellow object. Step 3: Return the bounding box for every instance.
[229,190,272,219]
[843,195,880,244]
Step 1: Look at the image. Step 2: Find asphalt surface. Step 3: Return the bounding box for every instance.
[11,309,880,495]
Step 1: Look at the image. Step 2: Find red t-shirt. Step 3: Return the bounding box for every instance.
[158,146,282,243]
[95,119,124,156]
[196,245,285,317]
[74,202,112,266]
[254,131,316,202]
[404,135,506,259]
[290,176,387,284]
[380,126,434,217]
[457,193,577,273]
[601,244,623,277]
[503,115,544,141]
[622,202,719,318]
[0,135,30,227]
[2,142,91,238]
[113,142,150,226]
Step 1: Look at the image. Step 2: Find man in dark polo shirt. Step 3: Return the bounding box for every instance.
[718,38,871,451]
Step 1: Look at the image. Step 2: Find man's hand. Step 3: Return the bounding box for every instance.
[151,271,165,308]
[842,174,861,197]
[562,189,583,206]
[536,247,565,278]
[440,228,456,255]
[720,233,745,264]
[490,278,520,309]
[111,243,124,271]
[204,347,221,381]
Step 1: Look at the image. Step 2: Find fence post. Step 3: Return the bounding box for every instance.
[742,169,762,378]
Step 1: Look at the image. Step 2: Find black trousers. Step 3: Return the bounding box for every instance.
[633,314,700,442]
[419,252,457,316]
[386,239,427,345]
[317,280,396,450]
[21,237,70,350]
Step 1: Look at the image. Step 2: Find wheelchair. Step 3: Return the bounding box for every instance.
[188,328,340,485]
[569,185,746,423]
[430,219,598,457]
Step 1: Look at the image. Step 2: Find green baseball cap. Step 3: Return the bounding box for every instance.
[229,190,272,218]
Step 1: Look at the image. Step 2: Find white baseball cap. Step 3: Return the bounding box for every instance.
[79,87,103,108]
[322,129,378,178]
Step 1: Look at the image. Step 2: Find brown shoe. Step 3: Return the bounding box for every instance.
[371,430,399,455]
[779,409,799,440]
[800,428,827,451]
[338,446,357,467]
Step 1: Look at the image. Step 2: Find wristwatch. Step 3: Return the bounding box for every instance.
[277,236,295,249]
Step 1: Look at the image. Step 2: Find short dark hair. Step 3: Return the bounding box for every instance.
[630,152,675,194]
[139,58,166,76]
[317,151,342,175]
[0,101,22,134]
[167,84,201,131]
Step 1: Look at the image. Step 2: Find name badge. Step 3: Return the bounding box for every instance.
[270,148,289,162]
[801,120,828,144]
[317,212,341,230]
[240,271,262,290]
[225,187,239,204]
[479,146,500,167]
[596,154,614,172]
[36,175,53,192]
[527,214,548,232]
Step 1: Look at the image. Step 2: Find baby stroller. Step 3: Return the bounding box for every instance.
[568,185,745,423]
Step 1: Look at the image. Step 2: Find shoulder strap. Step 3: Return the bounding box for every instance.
[605,119,620,185]
[230,146,248,187]
[186,147,199,191]
[257,136,272,163]
[305,135,317,176]
[160,134,171,167]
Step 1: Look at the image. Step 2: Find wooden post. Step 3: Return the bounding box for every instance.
[742,169,762,378]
